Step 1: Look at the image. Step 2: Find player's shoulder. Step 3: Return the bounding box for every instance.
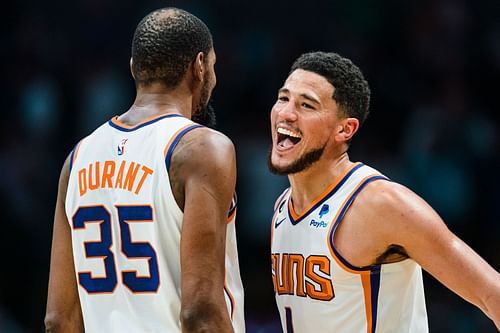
[192,126,234,144]
[355,179,423,216]
[170,126,236,176]
[344,179,433,246]
[181,126,235,156]
[351,177,444,240]
[56,150,75,200]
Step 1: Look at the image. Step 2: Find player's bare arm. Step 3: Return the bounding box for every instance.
[170,127,236,333]
[45,155,84,333]
[344,180,500,330]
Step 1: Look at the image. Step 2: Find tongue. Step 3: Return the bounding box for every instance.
[280,137,296,149]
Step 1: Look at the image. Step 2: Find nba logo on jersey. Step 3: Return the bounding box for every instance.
[117,139,128,155]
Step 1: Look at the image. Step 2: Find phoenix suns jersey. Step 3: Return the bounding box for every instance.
[65,113,245,332]
[270,163,428,333]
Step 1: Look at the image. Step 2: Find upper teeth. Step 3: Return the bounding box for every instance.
[277,127,301,138]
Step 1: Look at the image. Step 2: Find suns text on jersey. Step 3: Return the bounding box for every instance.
[77,160,153,196]
[271,253,334,301]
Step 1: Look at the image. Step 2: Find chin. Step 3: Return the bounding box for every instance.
[268,156,292,175]
[271,152,285,165]
[268,144,325,175]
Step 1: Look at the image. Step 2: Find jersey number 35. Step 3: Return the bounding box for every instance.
[72,205,159,294]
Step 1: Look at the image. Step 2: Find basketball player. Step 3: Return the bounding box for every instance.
[269,51,499,332]
[45,8,244,332]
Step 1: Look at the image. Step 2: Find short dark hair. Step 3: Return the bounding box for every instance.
[131,7,213,87]
[291,51,371,126]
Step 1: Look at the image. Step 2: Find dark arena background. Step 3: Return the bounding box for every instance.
[2,0,499,332]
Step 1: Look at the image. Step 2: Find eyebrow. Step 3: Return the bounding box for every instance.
[278,88,321,105]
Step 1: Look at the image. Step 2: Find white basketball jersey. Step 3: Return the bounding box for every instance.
[271,163,428,333]
[65,114,245,332]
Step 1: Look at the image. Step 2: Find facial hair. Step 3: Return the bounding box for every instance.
[267,145,325,175]
[191,73,216,128]
[192,100,216,128]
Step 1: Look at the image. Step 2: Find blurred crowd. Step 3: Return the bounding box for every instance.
[2,0,499,332]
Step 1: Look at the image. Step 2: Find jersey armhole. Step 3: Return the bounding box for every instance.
[227,192,237,222]
[328,175,390,273]
[163,124,203,171]
[273,188,290,212]
[69,140,84,172]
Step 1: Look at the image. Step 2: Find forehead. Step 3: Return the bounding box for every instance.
[282,69,334,100]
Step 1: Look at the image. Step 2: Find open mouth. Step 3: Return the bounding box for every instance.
[277,127,302,149]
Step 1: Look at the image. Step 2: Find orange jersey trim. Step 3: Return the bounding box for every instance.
[324,173,386,333]
[326,174,388,273]
[288,162,362,221]
[224,279,235,320]
[227,207,237,224]
[110,112,181,130]
[270,190,290,248]
[163,124,201,159]
[69,139,84,171]
[73,141,83,164]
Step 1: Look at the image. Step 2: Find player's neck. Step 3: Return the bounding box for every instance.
[120,83,194,125]
[288,152,354,215]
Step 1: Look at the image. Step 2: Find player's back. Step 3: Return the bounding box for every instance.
[65,113,244,332]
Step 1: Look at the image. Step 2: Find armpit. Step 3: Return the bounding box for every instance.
[375,244,409,265]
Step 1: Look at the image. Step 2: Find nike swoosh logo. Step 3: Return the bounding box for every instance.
[275,218,286,229]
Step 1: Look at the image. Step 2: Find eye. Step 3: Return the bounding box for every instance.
[278,95,289,103]
[302,102,315,109]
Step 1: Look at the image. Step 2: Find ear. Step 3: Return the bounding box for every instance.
[192,51,205,83]
[334,118,360,143]
[129,57,135,80]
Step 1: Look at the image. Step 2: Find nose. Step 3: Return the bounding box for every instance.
[275,100,298,122]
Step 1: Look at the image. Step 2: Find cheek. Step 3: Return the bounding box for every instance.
[211,70,217,88]
[270,105,279,121]
[306,119,332,142]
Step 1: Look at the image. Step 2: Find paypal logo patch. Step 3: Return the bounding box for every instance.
[310,219,328,228]
[319,204,329,219]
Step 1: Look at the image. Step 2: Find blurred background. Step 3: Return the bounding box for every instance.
[2,0,499,332]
